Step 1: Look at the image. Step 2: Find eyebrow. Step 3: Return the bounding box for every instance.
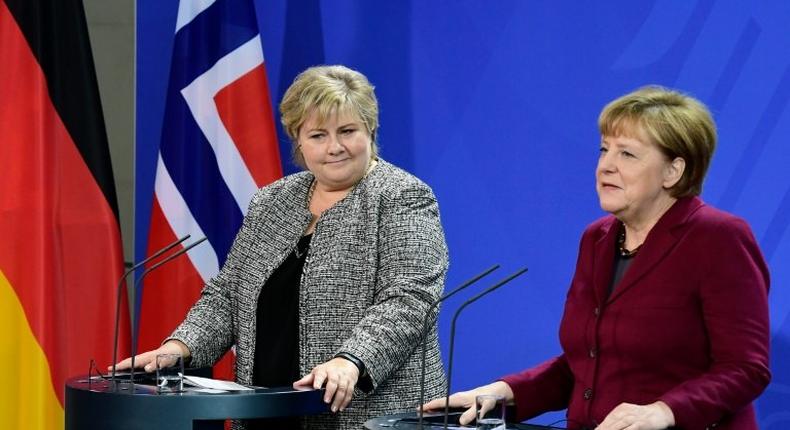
[602,137,637,149]
[305,121,361,132]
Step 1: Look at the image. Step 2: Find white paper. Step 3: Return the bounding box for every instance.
[187,387,229,394]
[181,374,254,391]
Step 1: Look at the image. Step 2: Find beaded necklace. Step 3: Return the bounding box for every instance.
[617,227,642,259]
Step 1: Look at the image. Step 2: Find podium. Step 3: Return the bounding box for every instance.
[364,412,565,429]
[66,375,328,430]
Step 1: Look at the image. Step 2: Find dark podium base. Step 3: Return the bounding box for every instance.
[66,375,328,430]
[364,412,565,429]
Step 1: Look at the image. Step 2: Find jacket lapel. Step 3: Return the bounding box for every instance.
[592,219,618,304]
[607,196,703,302]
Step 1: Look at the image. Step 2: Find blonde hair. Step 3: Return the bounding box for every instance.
[599,86,717,197]
[279,65,379,168]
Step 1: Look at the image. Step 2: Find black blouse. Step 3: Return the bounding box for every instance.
[249,234,312,430]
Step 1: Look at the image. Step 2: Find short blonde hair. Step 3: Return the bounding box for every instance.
[279,65,379,168]
[598,86,717,198]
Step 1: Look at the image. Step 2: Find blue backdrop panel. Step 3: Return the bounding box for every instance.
[136,1,790,426]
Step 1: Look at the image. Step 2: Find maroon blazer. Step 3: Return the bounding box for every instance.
[502,196,770,430]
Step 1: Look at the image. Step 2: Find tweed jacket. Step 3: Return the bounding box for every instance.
[170,160,449,429]
[502,196,770,430]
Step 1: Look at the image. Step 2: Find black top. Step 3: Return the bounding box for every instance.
[608,244,636,297]
[249,234,312,430]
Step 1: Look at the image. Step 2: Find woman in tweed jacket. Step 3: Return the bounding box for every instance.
[115,65,448,429]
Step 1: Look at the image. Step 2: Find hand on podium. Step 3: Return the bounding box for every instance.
[293,357,360,413]
[110,340,190,373]
[420,380,514,426]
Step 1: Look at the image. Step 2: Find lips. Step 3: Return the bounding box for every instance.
[325,158,351,165]
[600,182,621,190]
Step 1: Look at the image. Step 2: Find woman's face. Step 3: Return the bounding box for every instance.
[596,130,683,225]
[298,108,372,192]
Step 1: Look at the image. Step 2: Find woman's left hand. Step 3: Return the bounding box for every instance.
[293,357,360,413]
[595,401,675,430]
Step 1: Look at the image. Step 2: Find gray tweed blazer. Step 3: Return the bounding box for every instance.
[170,160,448,429]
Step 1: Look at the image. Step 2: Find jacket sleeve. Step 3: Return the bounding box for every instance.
[500,355,575,421]
[337,182,448,390]
[166,188,268,367]
[659,217,771,430]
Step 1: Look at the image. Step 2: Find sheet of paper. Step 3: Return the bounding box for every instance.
[187,387,229,394]
[182,374,254,391]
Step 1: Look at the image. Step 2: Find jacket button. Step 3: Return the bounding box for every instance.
[589,348,597,358]
[583,388,593,400]
[593,307,600,317]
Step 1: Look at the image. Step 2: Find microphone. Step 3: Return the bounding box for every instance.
[418,264,500,427]
[443,267,528,429]
[110,234,192,384]
[128,236,208,388]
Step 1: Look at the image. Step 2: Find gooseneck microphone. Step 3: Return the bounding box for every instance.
[128,236,208,388]
[418,264,501,428]
[110,234,192,384]
[443,267,528,429]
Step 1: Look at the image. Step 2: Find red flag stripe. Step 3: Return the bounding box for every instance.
[214,63,283,188]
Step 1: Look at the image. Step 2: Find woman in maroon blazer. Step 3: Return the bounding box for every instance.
[423,87,771,430]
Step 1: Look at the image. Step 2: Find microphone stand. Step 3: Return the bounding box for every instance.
[110,234,191,385]
[418,264,500,428]
[443,267,528,429]
[128,237,208,389]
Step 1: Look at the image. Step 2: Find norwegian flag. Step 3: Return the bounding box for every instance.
[138,0,282,379]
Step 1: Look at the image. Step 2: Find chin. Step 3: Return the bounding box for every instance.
[598,198,624,215]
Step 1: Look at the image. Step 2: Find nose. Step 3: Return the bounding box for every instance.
[327,133,344,155]
[597,150,616,174]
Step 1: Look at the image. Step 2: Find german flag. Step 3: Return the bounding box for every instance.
[0,0,127,428]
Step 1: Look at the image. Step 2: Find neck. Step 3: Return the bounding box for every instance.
[309,158,378,215]
[311,186,351,214]
[621,195,677,250]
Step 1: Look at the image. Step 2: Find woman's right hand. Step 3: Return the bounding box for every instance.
[420,381,515,426]
[108,340,190,373]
